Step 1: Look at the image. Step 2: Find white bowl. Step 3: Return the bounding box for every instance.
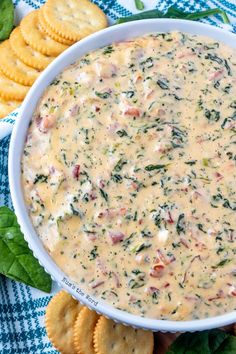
[9,19,236,332]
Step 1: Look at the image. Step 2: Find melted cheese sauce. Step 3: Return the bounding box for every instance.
[22,32,236,320]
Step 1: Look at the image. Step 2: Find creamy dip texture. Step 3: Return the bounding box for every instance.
[22,32,236,320]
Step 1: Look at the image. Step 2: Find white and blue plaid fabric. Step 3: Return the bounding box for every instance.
[0,1,236,353]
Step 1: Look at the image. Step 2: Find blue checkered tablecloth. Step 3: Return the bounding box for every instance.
[0,1,236,353]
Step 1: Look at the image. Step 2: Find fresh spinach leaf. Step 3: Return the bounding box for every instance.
[0,206,51,292]
[116,6,230,24]
[0,0,14,41]
[167,329,236,354]
[134,0,144,11]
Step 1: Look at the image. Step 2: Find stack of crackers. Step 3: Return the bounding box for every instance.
[0,0,107,119]
[46,291,154,354]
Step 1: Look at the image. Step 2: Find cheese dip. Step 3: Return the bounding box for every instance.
[22,32,236,320]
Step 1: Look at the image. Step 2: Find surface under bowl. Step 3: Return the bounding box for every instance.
[9,19,236,332]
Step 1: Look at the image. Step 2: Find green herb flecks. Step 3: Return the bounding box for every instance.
[212,259,231,269]
[111,174,123,183]
[205,53,223,65]
[176,213,185,235]
[205,109,220,122]
[114,158,127,172]
[132,243,151,254]
[95,91,111,99]
[70,204,83,217]
[33,174,48,184]
[145,164,169,171]
[185,160,197,166]
[89,246,98,260]
[103,45,114,55]
[116,129,128,137]
[157,79,169,90]
[99,188,108,202]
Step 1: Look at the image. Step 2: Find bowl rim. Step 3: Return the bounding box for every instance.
[9,18,236,332]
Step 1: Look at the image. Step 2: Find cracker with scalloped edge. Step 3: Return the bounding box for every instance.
[20,10,68,56]
[73,307,100,354]
[38,8,74,46]
[45,290,83,354]
[0,71,29,101]
[10,27,55,70]
[42,0,107,42]
[0,40,40,86]
[93,316,154,354]
[0,97,21,119]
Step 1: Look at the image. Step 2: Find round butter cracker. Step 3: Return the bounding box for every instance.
[73,307,100,354]
[93,316,154,354]
[20,10,68,56]
[10,27,55,70]
[45,290,83,354]
[42,0,108,42]
[0,97,21,119]
[0,71,29,101]
[38,8,75,46]
[0,40,40,86]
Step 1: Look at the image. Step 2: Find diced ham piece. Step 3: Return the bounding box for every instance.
[112,272,121,288]
[133,73,142,83]
[145,89,154,99]
[90,280,105,289]
[214,172,224,181]
[180,237,190,249]
[190,188,209,203]
[208,289,225,301]
[89,190,97,201]
[36,114,56,133]
[70,104,80,116]
[157,108,166,117]
[98,208,126,219]
[85,232,97,241]
[176,49,195,59]
[208,69,224,81]
[145,286,160,295]
[108,231,125,244]
[96,258,108,275]
[95,62,117,79]
[72,164,80,180]
[123,106,142,117]
[107,122,120,134]
[162,282,170,288]
[156,249,176,265]
[229,286,236,296]
[131,182,139,190]
[97,178,106,188]
[184,295,200,301]
[167,211,174,224]
[129,295,137,303]
[49,166,55,174]
[76,71,94,84]
[149,264,165,278]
